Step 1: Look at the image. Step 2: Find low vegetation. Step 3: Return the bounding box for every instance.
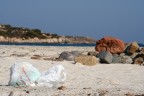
[0,24,59,39]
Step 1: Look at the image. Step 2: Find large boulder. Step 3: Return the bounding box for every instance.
[95,36,125,54]
[121,56,133,64]
[112,54,133,64]
[75,55,99,66]
[59,51,81,61]
[133,53,144,64]
[125,41,139,54]
[133,57,143,65]
[112,55,122,63]
[112,55,133,64]
[97,51,113,64]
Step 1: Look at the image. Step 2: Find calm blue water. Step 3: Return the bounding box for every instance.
[0,42,96,47]
[0,42,143,47]
[139,43,144,47]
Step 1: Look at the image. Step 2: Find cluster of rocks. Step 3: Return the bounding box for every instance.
[58,37,144,66]
[58,51,99,66]
[95,37,144,65]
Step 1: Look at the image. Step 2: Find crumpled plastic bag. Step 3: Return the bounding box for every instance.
[9,62,41,87]
[36,65,66,88]
[9,62,66,88]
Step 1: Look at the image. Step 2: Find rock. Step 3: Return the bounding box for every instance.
[95,36,125,54]
[133,57,143,65]
[71,51,81,56]
[121,56,133,64]
[141,62,144,66]
[98,90,108,96]
[59,51,81,61]
[83,87,91,89]
[64,36,96,44]
[97,51,113,64]
[130,53,138,59]
[75,55,99,66]
[133,53,144,65]
[113,54,134,64]
[87,51,98,56]
[82,52,88,55]
[58,38,64,43]
[59,51,73,61]
[8,92,14,96]
[31,55,42,60]
[113,54,119,57]
[134,53,144,59]
[25,90,30,94]
[119,53,125,56]
[136,47,142,53]
[0,36,5,41]
[125,41,139,54]
[141,48,144,53]
[125,92,135,96]
[112,55,121,63]
[43,57,55,61]
[54,58,64,61]
[11,52,28,57]
[57,86,66,90]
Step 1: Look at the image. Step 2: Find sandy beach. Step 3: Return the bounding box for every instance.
[0,45,144,96]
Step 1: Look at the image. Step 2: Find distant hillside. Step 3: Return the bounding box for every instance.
[0,24,60,39]
[0,24,96,44]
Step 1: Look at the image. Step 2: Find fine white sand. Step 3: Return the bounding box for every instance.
[0,45,144,96]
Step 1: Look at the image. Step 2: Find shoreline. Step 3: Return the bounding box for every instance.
[0,42,143,48]
[0,42,96,47]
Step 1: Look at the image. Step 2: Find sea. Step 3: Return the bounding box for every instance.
[0,42,96,47]
[0,42,143,47]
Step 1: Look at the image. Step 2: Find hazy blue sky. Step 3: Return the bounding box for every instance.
[0,0,144,43]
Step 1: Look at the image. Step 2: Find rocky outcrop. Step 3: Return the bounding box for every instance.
[64,36,96,44]
[0,35,96,44]
[75,55,99,66]
[95,36,125,54]
[111,42,144,64]
[51,40,144,65]
[54,40,144,65]
[0,24,96,44]
[0,36,65,43]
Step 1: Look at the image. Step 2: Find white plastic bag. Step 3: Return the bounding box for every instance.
[9,62,41,87]
[36,65,66,88]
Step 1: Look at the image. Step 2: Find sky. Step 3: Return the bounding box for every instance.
[0,0,144,43]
